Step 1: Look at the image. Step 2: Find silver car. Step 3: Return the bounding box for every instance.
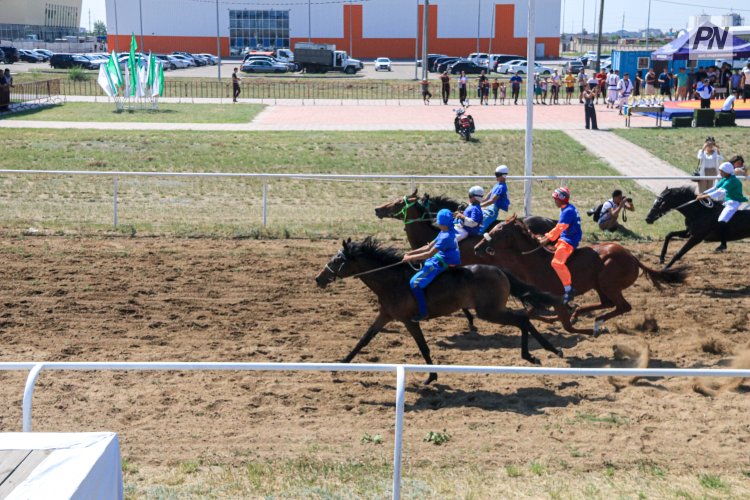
[374,57,392,71]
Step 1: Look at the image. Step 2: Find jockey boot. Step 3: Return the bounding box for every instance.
[410,286,428,323]
[715,221,729,252]
[563,287,576,306]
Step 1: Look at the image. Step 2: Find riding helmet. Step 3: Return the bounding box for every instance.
[436,208,454,226]
[495,165,509,176]
[719,162,735,175]
[468,185,485,198]
[552,186,571,201]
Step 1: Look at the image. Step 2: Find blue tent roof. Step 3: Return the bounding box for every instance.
[651,23,750,60]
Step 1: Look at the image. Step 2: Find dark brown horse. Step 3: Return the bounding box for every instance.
[374,190,557,330]
[474,216,688,336]
[315,238,564,384]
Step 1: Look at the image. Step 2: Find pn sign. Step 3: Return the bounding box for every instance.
[692,26,729,50]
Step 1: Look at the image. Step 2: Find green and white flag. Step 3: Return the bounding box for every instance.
[127,33,138,97]
[97,63,116,97]
[108,50,123,88]
[152,62,165,97]
[147,52,156,92]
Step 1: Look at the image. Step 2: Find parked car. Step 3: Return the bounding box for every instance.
[196,53,218,65]
[374,57,391,71]
[170,54,196,67]
[498,59,526,74]
[489,54,525,72]
[50,53,78,69]
[192,54,209,66]
[425,53,447,72]
[166,55,189,69]
[507,61,553,75]
[18,49,44,63]
[449,60,486,75]
[564,59,586,73]
[241,59,288,73]
[467,52,489,67]
[0,46,19,64]
[435,57,460,73]
[172,51,200,66]
[34,48,54,59]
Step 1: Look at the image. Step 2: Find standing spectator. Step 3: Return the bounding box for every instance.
[686,67,696,97]
[634,69,642,96]
[533,73,542,104]
[595,67,607,103]
[491,78,499,104]
[0,69,11,112]
[644,68,656,96]
[583,86,599,130]
[481,78,490,106]
[742,62,750,103]
[551,69,560,104]
[510,71,522,105]
[730,68,742,98]
[420,79,432,104]
[616,72,633,115]
[540,76,548,105]
[564,70,576,104]
[577,69,587,103]
[477,70,488,104]
[606,69,620,109]
[3,68,13,87]
[499,81,507,105]
[675,67,688,101]
[696,137,723,193]
[695,78,714,109]
[231,68,241,102]
[695,66,708,85]
[658,69,672,100]
[458,71,468,106]
[719,63,732,99]
[440,71,450,104]
[706,66,718,85]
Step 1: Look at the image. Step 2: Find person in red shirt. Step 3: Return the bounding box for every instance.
[596,69,607,104]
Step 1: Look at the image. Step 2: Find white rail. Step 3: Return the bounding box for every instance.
[3,361,748,500]
[0,169,739,229]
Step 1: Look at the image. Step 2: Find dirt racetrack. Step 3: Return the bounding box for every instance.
[0,235,748,491]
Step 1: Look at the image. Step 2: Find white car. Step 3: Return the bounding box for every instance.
[167,55,190,69]
[508,61,553,75]
[374,57,392,71]
[196,53,218,65]
[499,59,525,74]
[170,54,196,67]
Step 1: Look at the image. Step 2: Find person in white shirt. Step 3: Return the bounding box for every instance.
[606,69,620,109]
[597,189,635,233]
[695,78,714,109]
[721,94,736,112]
[616,73,634,115]
[696,136,723,193]
[743,62,750,102]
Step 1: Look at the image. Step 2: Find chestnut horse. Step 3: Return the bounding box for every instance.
[315,238,564,384]
[474,216,688,336]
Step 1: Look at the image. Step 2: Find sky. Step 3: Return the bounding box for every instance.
[79,0,749,34]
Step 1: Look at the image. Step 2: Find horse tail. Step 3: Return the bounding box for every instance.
[636,261,688,290]
[501,267,563,310]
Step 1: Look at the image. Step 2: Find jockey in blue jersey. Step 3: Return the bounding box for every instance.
[454,185,485,242]
[402,208,461,322]
[480,165,511,233]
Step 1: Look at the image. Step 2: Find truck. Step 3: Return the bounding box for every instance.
[293,42,363,74]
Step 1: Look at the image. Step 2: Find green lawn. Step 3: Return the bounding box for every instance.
[1,102,265,123]
[614,128,750,174]
[0,130,680,238]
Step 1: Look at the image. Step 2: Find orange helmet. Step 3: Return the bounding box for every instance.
[552,187,570,201]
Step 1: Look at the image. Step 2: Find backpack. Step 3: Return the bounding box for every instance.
[587,203,604,222]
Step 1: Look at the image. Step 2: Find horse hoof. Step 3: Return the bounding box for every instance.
[424,373,438,385]
[525,356,541,365]
[556,348,564,358]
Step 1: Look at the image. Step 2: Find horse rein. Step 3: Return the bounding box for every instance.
[649,196,713,222]
[395,196,436,225]
[481,230,554,255]
[324,250,419,282]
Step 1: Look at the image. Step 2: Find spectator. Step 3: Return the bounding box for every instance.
[596,189,635,234]
[0,69,10,112]
[564,70,576,104]
[540,76,548,105]
[644,68,656,96]
[510,71,522,105]
[730,68,742,98]
[3,68,13,87]
[695,66,708,84]
[491,78,499,104]
[551,69,560,104]
[595,67,607,104]
[577,69,587,103]
[742,62,750,103]
[583,86,599,130]
[499,81,506,104]
[616,72,633,115]
[476,72,484,101]
[706,66,718,85]
[458,71,468,106]
[686,67,696,97]
[719,63,732,99]
[533,74,542,104]
[634,69,642,96]
[721,93,735,112]
[420,79,432,104]
[481,77,490,106]
[658,69,672,100]
[675,67,688,101]
[606,69,620,109]
[695,78,714,109]
[696,136,723,193]
[440,71,450,104]
[231,68,241,102]
[728,154,746,178]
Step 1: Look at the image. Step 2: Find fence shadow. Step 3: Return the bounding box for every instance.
[438,330,586,352]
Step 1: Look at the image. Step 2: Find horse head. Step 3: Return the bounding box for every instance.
[315,238,404,288]
[315,238,353,288]
[474,214,532,256]
[646,186,696,224]
[374,189,419,220]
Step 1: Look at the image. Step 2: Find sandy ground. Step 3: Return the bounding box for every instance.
[0,235,748,477]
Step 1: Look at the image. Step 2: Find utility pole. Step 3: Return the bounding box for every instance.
[476,0,481,53]
[421,0,429,81]
[114,0,119,51]
[621,12,625,35]
[138,0,144,51]
[88,9,91,33]
[524,0,536,217]
[414,0,419,80]
[595,0,604,72]
[216,0,221,81]
[349,0,353,56]
[581,0,585,35]
[646,0,652,49]
[308,0,312,41]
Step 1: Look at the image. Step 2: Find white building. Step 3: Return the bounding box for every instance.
[105,0,561,58]
[688,13,743,31]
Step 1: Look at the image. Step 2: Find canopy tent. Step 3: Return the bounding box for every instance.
[652,22,750,60]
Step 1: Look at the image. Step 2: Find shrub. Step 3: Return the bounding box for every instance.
[68,67,90,82]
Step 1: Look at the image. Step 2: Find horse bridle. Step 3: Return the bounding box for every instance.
[324,250,346,282]
[394,196,435,225]
[324,250,412,282]
[649,195,714,222]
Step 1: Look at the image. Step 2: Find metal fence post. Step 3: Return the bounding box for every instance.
[22,363,44,432]
[392,366,406,500]
[113,176,118,228]
[262,181,268,227]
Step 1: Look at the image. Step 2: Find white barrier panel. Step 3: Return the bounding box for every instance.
[2,361,749,500]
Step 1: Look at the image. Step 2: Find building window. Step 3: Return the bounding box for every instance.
[229,10,290,55]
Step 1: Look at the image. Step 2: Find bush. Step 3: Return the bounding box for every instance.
[68,67,90,82]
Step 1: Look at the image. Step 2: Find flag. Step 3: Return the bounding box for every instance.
[97,64,116,97]
[136,63,147,98]
[152,62,165,97]
[128,33,138,97]
[147,52,156,92]
[107,51,122,89]
[124,64,131,97]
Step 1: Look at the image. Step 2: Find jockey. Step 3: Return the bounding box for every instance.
[479,165,510,233]
[697,161,748,252]
[402,208,461,322]
[537,187,582,305]
[454,185,485,242]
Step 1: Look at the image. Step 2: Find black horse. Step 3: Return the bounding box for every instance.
[646,186,750,268]
[315,238,564,384]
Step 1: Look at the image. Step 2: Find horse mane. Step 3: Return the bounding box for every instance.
[511,216,539,243]
[423,194,461,212]
[345,237,404,265]
[669,185,697,199]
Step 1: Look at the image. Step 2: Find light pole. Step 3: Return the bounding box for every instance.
[113,0,119,51]
[216,0,221,81]
[581,0,585,35]
[476,0,481,53]
[414,0,419,80]
[421,0,429,81]
[349,0,353,56]
[524,0,536,217]
[595,0,604,72]
[308,0,312,42]
[645,0,652,49]
[138,0,144,51]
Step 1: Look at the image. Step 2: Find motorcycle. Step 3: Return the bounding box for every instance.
[453,108,475,141]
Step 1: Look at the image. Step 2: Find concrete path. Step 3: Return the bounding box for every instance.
[564,129,691,194]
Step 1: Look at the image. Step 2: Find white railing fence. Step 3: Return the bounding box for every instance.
[3,361,749,500]
[0,169,740,229]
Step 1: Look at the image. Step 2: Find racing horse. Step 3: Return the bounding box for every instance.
[374,190,557,331]
[315,237,564,384]
[474,216,688,336]
[646,186,750,268]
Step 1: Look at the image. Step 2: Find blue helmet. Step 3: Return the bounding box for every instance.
[436,208,454,226]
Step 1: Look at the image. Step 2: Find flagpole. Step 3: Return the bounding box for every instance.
[216,0,222,82]
[138,0,144,52]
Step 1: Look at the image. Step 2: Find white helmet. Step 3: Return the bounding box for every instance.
[719,162,735,175]
[468,185,485,198]
[495,165,509,176]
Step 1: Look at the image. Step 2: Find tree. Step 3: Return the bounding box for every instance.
[93,21,107,37]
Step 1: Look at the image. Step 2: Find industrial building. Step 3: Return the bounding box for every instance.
[0,0,82,42]
[105,0,561,58]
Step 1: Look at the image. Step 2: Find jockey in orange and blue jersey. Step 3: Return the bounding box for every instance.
[402,209,461,322]
[536,187,582,305]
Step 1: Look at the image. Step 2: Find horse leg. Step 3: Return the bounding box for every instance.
[525,318,564,359]
[659,229,690,264]
[341,312,390,363]
[557,306,595,335]
[592,292,632,337]
[462,308,478,333]
[477,307,556,365]
[664,234,704,269]
[570,289,613,322]
[403,321,438,385]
